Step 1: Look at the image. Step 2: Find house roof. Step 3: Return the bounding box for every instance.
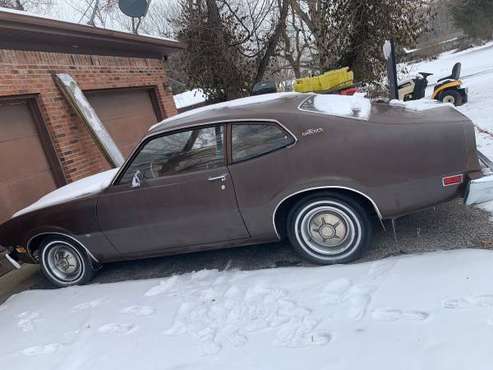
[0,8,184,59]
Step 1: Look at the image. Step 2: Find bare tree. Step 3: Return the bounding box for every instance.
[0,0,53,12]
[279,4,315,78]
[176,0,289,101]
[291,0,433,82]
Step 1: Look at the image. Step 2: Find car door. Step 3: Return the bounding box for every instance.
[227,121,297,239]
[97,124,249,257]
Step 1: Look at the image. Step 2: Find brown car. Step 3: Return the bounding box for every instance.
[1,93,492,287]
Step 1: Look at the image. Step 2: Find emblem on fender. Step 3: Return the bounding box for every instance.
[302,128,324,137]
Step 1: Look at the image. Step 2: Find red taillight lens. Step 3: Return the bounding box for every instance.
[442,174,464,187]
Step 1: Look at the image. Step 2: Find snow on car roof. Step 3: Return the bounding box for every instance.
[149,92,303,131]
[389,99,458,112]
[150,93,378,132]
[299,94,372,120]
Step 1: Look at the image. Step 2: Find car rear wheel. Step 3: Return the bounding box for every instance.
[438,89,463,106]
[287,193,372,264]
[39,238,96,287]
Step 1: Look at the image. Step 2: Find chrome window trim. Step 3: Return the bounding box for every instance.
[27,232,99,263]
[272,186,385,239]
[111,118,297,186]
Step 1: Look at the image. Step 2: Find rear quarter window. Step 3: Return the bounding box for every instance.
[231,123,295,163]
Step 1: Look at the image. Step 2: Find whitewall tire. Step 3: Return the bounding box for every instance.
[40,238,96,287]
[287,193,372,264]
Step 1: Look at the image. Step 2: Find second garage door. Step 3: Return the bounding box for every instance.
[0,100,57,222]
[86,89,160,158]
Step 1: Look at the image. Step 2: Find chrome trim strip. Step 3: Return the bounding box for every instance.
[27,232,99,263]
[111,118,298,186]
[6,253,21,270]
[272,186,385,239]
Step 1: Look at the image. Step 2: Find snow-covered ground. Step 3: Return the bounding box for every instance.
[3,249,493,369]
[2,43,493,370]
[173,89,206,110]
[406,41,493,159]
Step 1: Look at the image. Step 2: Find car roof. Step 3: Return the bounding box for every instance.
[148,92,311,135]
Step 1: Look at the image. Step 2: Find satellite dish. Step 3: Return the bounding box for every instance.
[119,0,149,18]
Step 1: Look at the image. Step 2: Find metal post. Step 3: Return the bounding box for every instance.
[383,39,399,100]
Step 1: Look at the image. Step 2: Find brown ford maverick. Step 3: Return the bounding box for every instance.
[1,93,491,287]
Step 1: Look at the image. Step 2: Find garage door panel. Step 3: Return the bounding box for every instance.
[0,103,39,142]
[8,171,56,210]
[87,89,159,158]
[0,101,57,222]
[0,137,51,182]
[0,182,15,220]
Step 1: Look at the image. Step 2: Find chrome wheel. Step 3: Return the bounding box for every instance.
[294,200,362,260]
[43,241,84,283]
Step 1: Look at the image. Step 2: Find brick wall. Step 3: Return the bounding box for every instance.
[0,49,177,182]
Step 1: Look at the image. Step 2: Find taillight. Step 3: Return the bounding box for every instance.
[442,174,464,187]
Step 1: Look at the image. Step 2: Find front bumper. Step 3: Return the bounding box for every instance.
[0,246,21,273]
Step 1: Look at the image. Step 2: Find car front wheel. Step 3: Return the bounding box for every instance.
[40,238,96,287]
[287,193,372,264]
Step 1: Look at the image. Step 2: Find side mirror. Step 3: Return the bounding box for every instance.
[131,170,144,188]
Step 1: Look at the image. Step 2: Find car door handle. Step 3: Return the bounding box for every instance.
[208,174,227,182]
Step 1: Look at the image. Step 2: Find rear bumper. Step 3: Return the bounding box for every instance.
[465,151,493,205]
[465,175,493,205]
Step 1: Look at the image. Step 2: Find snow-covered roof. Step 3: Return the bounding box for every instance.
[173,89,207,109]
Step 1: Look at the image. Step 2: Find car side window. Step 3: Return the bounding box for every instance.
[119,126,225,185]
[231,123,294,163]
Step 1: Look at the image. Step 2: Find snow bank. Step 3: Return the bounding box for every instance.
[173,89,206,109]
[12,168,119,218]
[150,92,300,131]
[2,249,493,369]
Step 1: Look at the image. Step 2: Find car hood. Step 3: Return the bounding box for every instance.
[12,168,120,219]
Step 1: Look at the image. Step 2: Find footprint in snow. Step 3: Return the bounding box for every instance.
[371,308,429,322]
[145,276,179,297]
[120,305,155,317]
[321,279,375,321]
[443,295,493,309]
[442,298,470,309]
[71,298,106,312]
[469,295,493,307]
[17,311,40,332]
[98,323,138,335]
[20,343,62,356]
[367,258,397,280]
